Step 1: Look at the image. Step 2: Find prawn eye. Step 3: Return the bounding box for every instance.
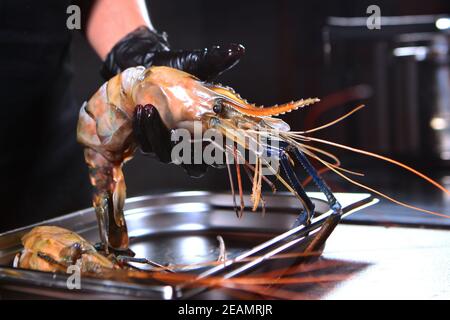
[213,100,223,114]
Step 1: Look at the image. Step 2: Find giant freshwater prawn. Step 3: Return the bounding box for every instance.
[13,66,450,298]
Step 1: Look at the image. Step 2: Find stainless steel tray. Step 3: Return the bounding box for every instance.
[0,191,377,299]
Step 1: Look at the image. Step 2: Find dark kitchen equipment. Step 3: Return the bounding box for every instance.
[0,191,377,299]
[323,15,450,164]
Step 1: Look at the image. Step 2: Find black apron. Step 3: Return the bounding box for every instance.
[0,0,91,231]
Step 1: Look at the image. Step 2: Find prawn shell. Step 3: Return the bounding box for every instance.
[19,226,116,273]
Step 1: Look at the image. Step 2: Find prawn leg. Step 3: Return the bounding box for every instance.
[304,214,341,254]
[277,144,342,251]
[279,151,315,226]
[276,141,342,230]
[284,142,342,215]
[116,256,175,273]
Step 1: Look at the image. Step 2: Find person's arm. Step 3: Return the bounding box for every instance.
[85,0,152,60]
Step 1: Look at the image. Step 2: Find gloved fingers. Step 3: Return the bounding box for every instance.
[133,104,173,163]
[134,104,211,177]
[101,27,170,80]
[152,43,245,81]
[101,25,245,82]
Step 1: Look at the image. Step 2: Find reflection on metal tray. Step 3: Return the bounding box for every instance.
[0,191,377,299]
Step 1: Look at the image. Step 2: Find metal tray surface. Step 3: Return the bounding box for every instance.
[0,191,377,299]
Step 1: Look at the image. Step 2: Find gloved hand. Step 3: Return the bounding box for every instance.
[101,26,245,177]
[101,26,244,81]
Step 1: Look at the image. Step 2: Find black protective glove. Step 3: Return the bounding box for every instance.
[102,26,245,177]
[133,104,211,177]
[101,26,244,81]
